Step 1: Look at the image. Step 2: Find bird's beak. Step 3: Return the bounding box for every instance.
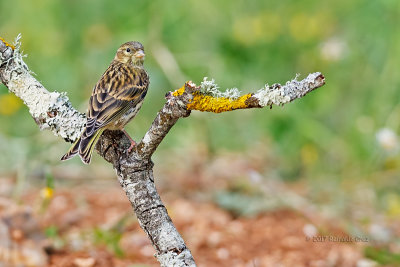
[134,50,145,59]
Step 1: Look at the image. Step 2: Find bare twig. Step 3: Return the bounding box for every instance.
[0,36,325,267]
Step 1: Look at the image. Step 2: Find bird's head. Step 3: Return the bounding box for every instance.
[115,41,145,66]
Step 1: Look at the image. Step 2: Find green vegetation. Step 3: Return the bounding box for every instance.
[93,227,124,257]
[365,246,400,265]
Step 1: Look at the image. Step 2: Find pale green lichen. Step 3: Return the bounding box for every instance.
[12,34,27,64]
[10,34,34,77]
[2,34,28,72]
[254,73,324,107]
[172,78,242,100]
[199,77,242,99]
[13,34,22,51]
[254,83,291,107]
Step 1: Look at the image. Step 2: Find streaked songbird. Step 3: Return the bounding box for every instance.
[61,41,150,164]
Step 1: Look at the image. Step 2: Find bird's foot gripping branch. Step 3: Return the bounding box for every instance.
[0,35,325,267]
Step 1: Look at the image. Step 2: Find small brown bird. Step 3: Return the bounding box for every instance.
[61,41,149,164]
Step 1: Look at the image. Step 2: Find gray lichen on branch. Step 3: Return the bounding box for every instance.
[0,35,85,142]
[254,72,325,107]
[198,72,325,106]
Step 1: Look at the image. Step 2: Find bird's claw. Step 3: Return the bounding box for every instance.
[127,140,136,153]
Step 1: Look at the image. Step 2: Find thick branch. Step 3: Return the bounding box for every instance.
[0,36,196,267]
[0,35,325,267]
[0,35,85,142]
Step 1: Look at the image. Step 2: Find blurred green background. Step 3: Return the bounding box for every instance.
[1,0,400,259]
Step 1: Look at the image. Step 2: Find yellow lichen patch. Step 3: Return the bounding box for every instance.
[172,85,186,97]
[188,93,252,113]
[0,37,15,50]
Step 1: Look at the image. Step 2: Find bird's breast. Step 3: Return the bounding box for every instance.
[108,101,144,130]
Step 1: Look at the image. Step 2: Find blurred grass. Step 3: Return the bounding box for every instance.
[1,0,400,245]
[365,246,400,265]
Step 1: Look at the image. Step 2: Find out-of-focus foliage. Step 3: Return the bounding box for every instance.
[364,246,400,265]
[1,0,400,253]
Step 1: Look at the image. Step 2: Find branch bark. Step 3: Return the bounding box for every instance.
[0,35,325,267]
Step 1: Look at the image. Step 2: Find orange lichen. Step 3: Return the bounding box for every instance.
[0,37,15,50]
[172,85,186,97]
[188,93,252,113]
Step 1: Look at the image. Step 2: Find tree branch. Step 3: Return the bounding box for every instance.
[0,35,325,267]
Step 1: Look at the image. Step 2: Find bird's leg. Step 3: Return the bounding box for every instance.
[122,129,136,152]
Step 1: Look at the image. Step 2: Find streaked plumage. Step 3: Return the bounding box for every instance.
[61,41,149,164]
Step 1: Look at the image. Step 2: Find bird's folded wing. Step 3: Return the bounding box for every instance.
[85,65,149,136]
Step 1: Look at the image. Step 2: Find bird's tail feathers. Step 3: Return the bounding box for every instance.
[61,137,81,161]
[78,129,104,164]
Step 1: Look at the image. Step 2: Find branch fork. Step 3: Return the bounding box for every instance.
[0,36,325,267]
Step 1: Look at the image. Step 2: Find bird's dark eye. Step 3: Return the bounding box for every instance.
[126,48,131,53]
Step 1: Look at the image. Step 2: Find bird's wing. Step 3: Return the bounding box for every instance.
[85,63,149,136]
